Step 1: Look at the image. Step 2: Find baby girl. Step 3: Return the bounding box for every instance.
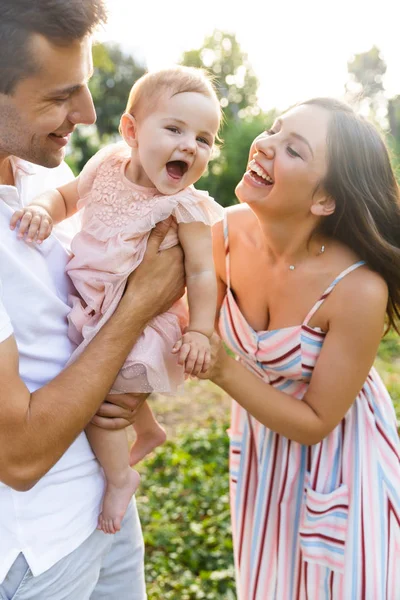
[10,66,224,533]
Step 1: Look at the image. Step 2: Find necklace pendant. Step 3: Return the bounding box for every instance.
[289,265,295,271]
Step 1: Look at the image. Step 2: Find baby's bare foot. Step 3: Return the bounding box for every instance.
[97,469,140,534]
[129,425,167,466]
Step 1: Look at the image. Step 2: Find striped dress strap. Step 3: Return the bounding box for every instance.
[223,211,231,288]
[303,260,366,326]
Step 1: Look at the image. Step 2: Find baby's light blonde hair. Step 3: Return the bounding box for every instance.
[125,65,222,129]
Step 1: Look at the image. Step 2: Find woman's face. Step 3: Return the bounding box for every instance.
[235,104,331,219]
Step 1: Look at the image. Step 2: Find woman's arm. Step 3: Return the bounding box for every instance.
[207,269,388,445]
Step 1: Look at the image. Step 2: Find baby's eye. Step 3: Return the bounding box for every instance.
[197,136,211,146]
[266,129,276,136]
[166,126,180,134]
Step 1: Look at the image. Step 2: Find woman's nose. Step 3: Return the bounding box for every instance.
[255,137,275,159]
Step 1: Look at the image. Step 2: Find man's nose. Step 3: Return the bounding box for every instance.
[68,85,96,126]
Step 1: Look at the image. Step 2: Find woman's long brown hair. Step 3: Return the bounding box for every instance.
[302,98,400,333]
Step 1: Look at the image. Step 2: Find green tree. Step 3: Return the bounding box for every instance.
[346,45,387,105]
[181,30,259,122]
[345,46,400,175]
[90,43,146,138]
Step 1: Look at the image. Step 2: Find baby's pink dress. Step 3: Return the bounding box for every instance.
[66,143,224,394]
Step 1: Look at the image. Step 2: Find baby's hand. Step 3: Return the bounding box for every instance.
[173,330,211,377]
[10,205,53,244]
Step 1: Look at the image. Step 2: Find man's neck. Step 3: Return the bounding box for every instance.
[0,154,15,186]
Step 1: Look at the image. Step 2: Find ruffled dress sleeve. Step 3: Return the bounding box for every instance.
[170,186,225,226]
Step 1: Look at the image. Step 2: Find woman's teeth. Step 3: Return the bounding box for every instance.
[248,160,273,183]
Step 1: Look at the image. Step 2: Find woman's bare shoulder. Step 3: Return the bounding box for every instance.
[328,263,389,331]
[225,204,258,239]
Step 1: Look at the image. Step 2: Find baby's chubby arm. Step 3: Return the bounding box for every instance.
[174,221,217,375]
[10,178,80,243]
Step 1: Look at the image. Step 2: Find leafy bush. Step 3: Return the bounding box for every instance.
[137,422,236,599]
[377,331,400,421]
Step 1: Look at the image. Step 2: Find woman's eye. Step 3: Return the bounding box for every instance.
[166,126,179,133]
[266,129,275,136]
[287,146,301,158]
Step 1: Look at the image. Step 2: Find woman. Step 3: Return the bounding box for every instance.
[206,99,400,599]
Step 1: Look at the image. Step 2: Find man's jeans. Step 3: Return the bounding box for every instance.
[0,500,146,600]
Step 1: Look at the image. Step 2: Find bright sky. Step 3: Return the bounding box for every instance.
[98,0,400,112]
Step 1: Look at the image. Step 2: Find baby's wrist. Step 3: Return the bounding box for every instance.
[185,327,212,339]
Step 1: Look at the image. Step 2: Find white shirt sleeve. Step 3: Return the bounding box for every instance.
[0,280,13,343]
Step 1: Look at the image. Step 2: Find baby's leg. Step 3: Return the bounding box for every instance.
[86,422,140,535]
[129,400,167,466]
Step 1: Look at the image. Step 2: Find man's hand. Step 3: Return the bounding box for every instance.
[10,205,53,244]
[91,393,148,430]
[124,218,186,322]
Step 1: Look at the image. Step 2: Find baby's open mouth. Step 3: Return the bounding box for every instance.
[166,160,189,179]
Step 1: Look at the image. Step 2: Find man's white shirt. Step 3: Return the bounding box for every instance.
[0,157,104,582]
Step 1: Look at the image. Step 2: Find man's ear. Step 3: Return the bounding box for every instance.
[120,113,138,148]
[311,193,336,217]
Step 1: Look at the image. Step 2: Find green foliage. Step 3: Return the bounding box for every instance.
[345,46,400,176]
[181,30,259,122]
[90,43,146,138]
[347,45,386,101]
[137,422,235,599]
[377,331,400,421]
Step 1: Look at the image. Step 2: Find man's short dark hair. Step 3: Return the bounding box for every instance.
[0,0,107,95]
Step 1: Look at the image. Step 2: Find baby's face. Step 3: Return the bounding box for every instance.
[132,91,220,195]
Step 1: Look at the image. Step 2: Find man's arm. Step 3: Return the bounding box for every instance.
[0,220,185,491]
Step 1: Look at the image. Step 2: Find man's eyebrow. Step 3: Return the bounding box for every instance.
[47,71,94,98]
[47,84,83,97]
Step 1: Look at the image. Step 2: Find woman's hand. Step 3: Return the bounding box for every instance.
[196,332,230,383]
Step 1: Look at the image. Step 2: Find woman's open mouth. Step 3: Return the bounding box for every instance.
[166,160,189,180]
[247,159,274,185]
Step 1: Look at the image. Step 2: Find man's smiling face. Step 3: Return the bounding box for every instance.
[0,33,96,168]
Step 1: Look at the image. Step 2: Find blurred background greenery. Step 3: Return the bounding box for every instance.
[68,33,399,599]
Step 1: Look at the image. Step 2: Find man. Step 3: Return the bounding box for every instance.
[0,1,184,598]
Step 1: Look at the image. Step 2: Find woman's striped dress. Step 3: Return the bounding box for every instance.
[219,219,400,600]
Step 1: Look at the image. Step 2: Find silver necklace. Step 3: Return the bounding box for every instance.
[289,244,325,270]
